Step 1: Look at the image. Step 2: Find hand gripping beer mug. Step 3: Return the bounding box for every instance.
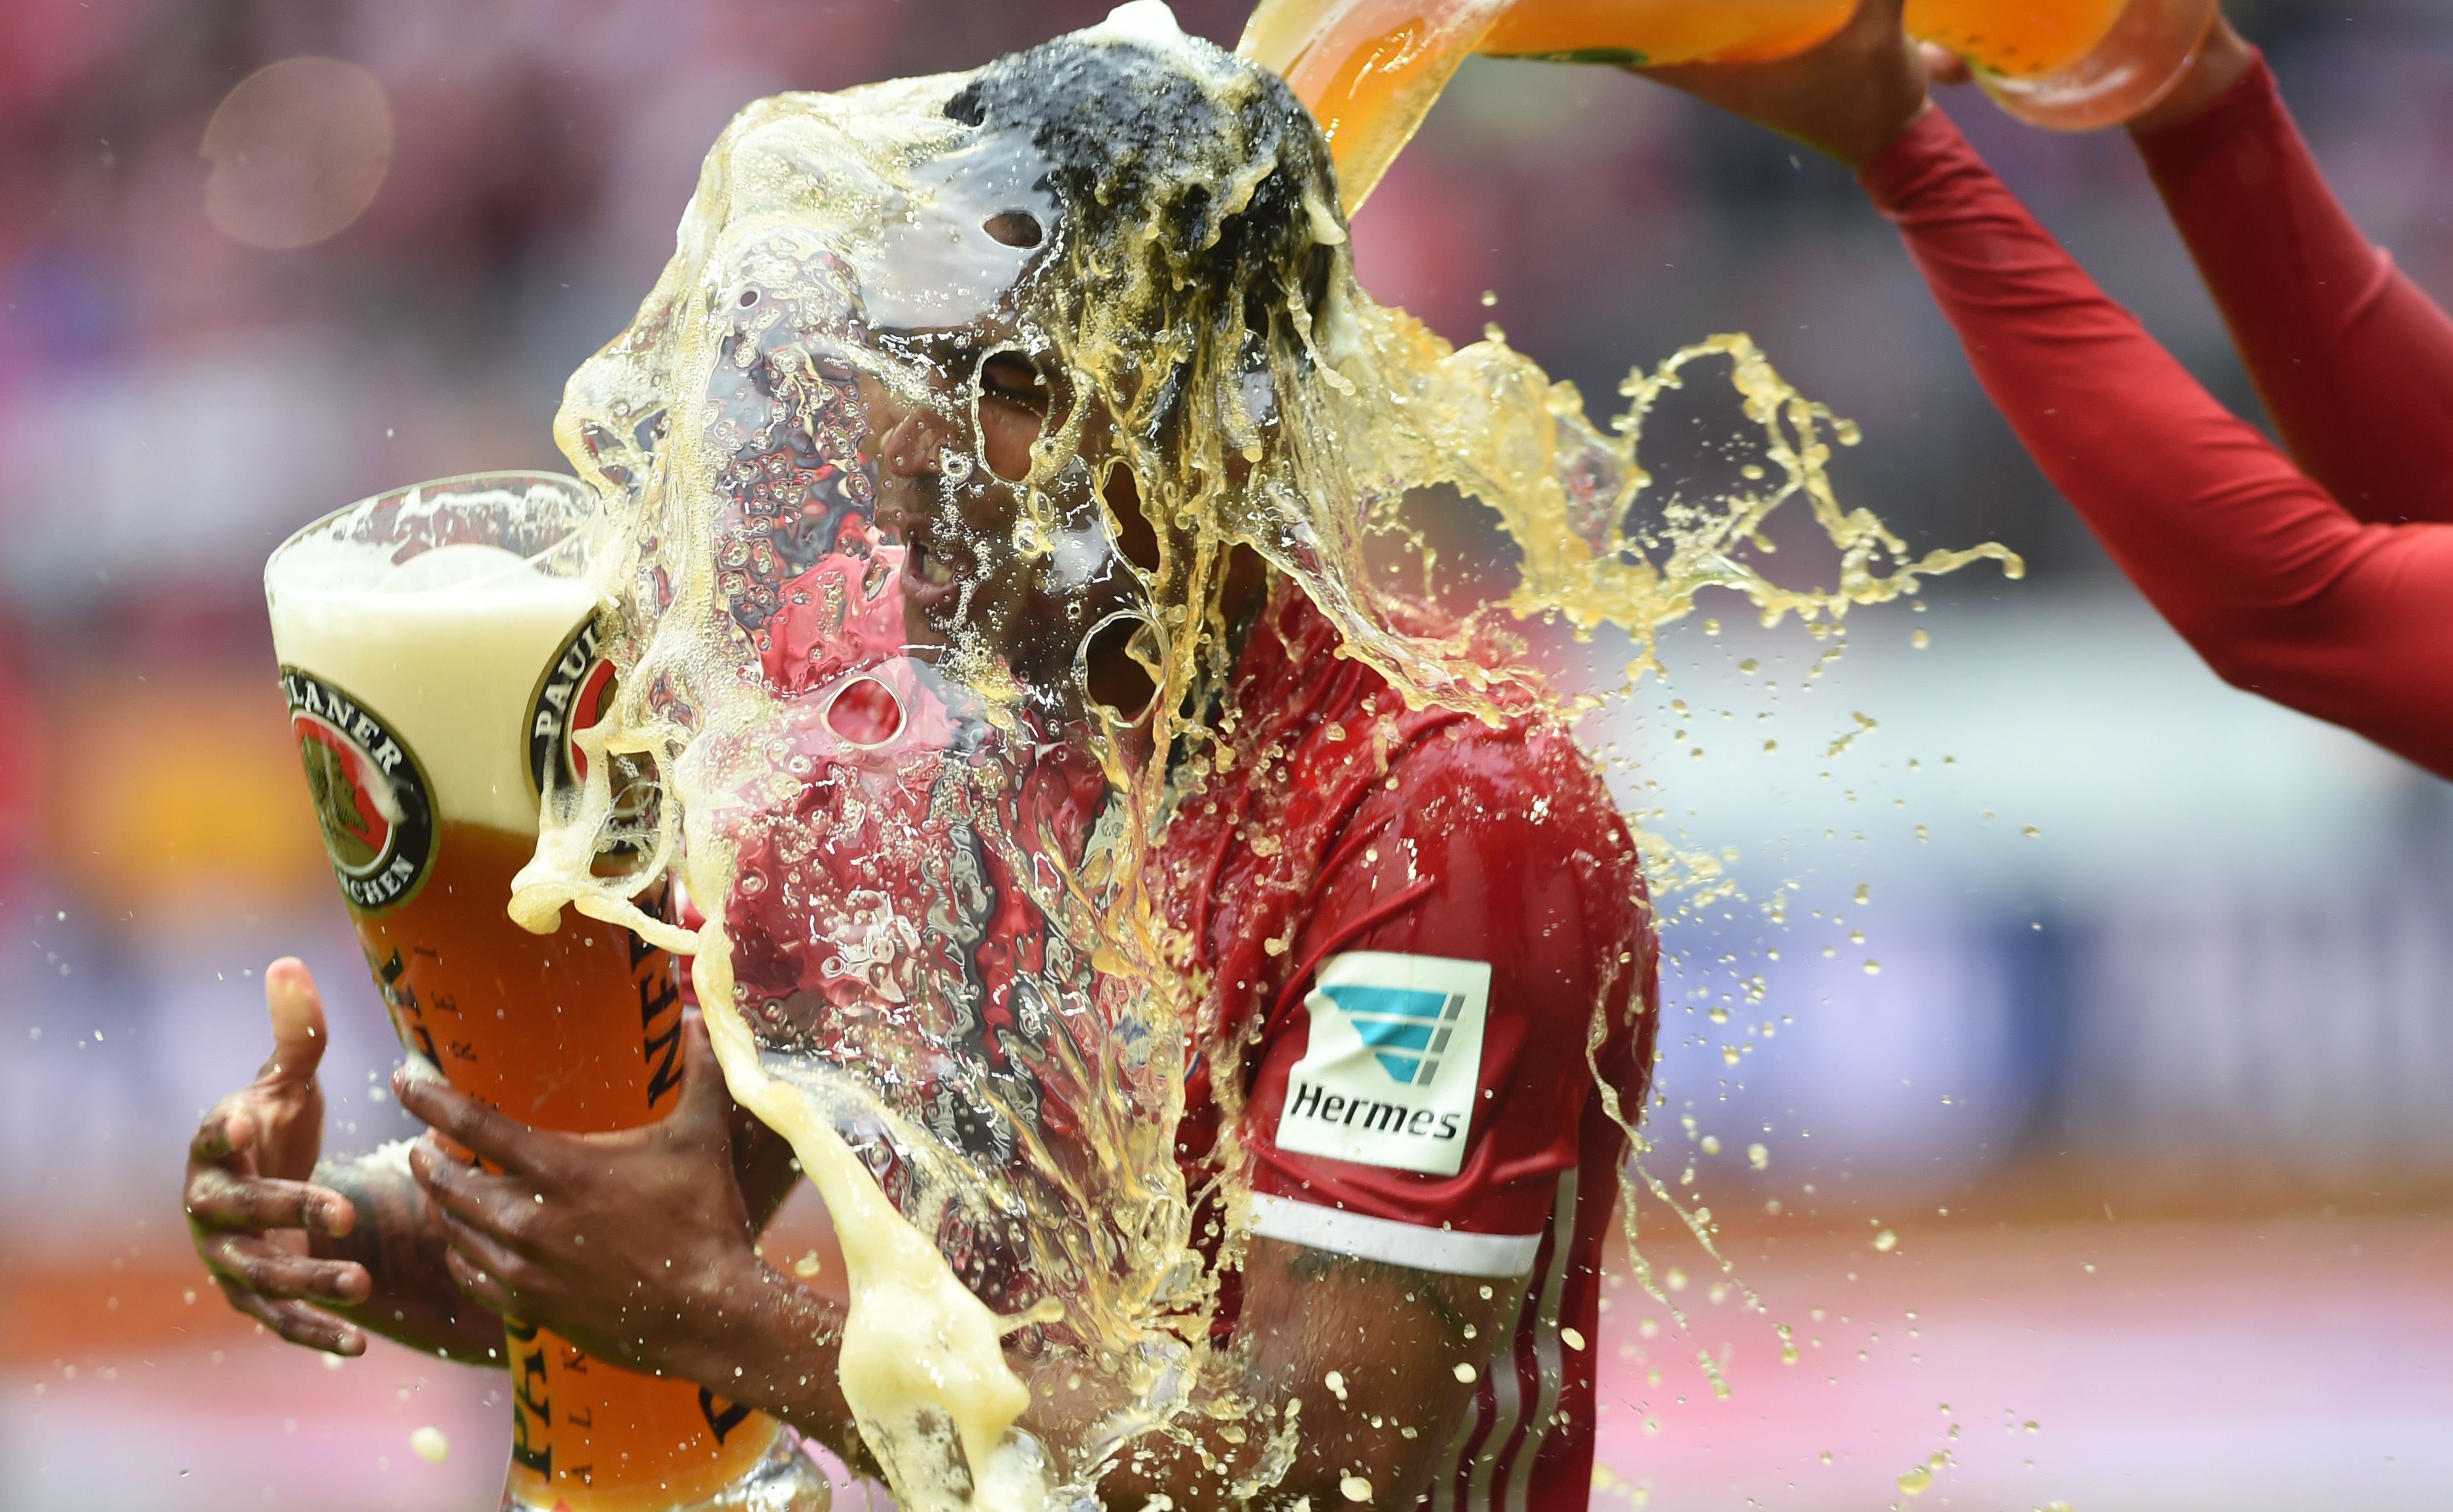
[266,473,829,1512]
[1242,0,2221,209]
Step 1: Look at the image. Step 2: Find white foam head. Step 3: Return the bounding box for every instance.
[266,476,600,836]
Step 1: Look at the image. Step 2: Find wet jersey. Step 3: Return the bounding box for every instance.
[725,548,1659,1511]
[1161,587,1659,1512]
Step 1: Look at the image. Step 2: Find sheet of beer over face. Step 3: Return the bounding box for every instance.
[506,6,2017,1511]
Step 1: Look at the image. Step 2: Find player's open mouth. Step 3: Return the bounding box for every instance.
[898,531,970,614]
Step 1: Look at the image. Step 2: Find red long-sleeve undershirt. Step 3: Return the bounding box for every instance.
[1859,78,2453,780]
[2137,58,2453,527]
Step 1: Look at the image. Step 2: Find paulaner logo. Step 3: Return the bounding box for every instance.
[527,617,616,798]
[1275,952,1492,1177]
[282,666,436,912]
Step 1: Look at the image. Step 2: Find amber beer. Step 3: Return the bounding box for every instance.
[1242,0,2220,209]
[266,473,823,1512]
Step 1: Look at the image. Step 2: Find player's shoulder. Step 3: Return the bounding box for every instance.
[1381,704,1632,857]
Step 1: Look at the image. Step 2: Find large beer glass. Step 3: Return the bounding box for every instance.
[1242,0,2221,209]
[266,473,828,1512]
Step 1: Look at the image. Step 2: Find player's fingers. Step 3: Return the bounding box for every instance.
[216,1277,368,1356]
[189,1103,252,1167]
[440,1235,522,1315]
[201,1233,372,1305]
[1919,41,1972,85]
[409,1137,540,1248]
[670,1015,732,1139]
[1851,0,1911,33]
[396,1071,551,1177]
[258,957,330,1089]
[184,1171,354,1235]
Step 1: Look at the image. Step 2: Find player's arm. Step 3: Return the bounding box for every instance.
[1100,710,1643,1512]
[1086,1236,1510,1512]
[2127,18,2453,527]
[1632,0,2453,777]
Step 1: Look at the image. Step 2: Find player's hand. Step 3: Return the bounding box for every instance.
[1633,0,1932,168]
[396,1014,783,1382]
[184,958,373,1354]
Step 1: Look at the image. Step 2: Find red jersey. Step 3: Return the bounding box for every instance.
[1163,587,1658,1512]
[721,540,1658,1511]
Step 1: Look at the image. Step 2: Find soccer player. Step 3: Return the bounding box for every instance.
[1642,0,2453,779]
[183,29,1658,1512]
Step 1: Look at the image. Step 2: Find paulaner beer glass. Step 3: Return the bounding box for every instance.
[266,473,828,1512]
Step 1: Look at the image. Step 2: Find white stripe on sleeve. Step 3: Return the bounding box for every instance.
[1244,1193,1543,1277]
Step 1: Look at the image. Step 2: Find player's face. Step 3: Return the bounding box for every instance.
[861,313,1160,721]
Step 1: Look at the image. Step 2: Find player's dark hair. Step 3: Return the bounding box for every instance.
[943,31,1340,439]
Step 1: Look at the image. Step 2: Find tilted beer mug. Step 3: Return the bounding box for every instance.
[1243,0,2221,209]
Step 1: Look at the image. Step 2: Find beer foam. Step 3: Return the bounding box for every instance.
[269,551,596,835]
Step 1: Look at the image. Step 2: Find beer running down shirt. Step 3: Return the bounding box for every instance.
[504,5,2016,1509]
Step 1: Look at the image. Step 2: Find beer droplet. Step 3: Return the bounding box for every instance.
[1873,1229,1898,1252]
[409,1426,449,1464]
[1897,1464,1932,1495]
[1341,1475,1373,1502]
[2022,824,2041,838]
[1910,628,1930,649]
[1325,1369,1347,1400]
[1452,1363,1476,1383]
[1862,959,1881,976]
[1747,1143,1770,1171]
[793,1250,823,1278]
[1560,1326,1586,1351]
[1699,1135,1721,1155]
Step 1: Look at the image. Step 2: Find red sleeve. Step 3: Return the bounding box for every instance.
[2137,55,2453,525]
[1236,720,1644,1269]
[1860,107,2453,780]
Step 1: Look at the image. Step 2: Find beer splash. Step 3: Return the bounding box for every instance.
[507,5,2017,1508]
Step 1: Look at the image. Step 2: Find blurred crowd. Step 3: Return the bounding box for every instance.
[0,0,2449,1408]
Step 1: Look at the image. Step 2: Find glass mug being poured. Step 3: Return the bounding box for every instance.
[264,473,829,1512]
[1240,0,2221,209]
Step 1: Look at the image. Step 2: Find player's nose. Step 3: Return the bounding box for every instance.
[876,407,947,480]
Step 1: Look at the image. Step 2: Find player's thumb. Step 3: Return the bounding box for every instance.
[259,957,330,1090]
[674,1014,732,1137]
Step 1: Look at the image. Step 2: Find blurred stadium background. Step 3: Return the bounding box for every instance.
[1,1,2448,1507]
